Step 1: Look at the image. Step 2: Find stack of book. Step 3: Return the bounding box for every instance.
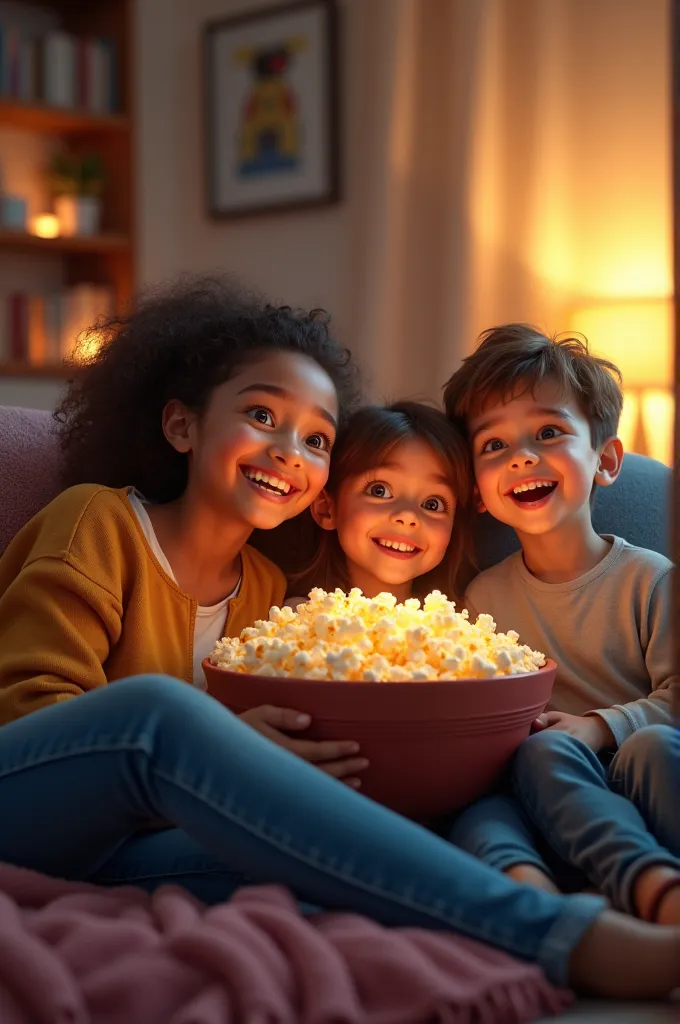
[0,25,118,112]
[0,284,114,365]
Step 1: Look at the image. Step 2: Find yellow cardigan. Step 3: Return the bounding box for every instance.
[0,484,286,725]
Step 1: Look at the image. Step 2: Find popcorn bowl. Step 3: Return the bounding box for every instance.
[203,659,556,820]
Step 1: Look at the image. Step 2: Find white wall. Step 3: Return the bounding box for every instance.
[135,0,366,350]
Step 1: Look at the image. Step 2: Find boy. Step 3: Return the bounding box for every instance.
[443,324,680,925]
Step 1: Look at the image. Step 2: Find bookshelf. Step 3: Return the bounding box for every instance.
[0,0,135,378]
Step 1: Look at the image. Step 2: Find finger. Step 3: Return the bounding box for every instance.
[318,757,370,779]
[530,717,547,732]
[343,778,362,789]
[256,705,312,731]
[288,739,361,763]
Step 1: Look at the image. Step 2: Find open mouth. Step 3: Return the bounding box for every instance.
[240,466,298,500]
[372,537,422,559]
[507,480,558,506]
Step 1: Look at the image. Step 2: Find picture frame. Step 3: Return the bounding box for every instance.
[203,0,340,219]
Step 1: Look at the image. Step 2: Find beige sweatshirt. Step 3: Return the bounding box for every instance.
[464,535,675,747]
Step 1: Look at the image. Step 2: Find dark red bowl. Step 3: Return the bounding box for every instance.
[204,658,556,820]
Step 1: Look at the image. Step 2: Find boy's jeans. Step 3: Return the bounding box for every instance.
[449,725,680,913]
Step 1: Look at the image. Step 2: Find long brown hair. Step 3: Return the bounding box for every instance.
[292,401,474,601]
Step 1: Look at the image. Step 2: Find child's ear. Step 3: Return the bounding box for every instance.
[162,399,197,454]
[595,436,624,488]
[310,489,338,530]
[474,484,487,514]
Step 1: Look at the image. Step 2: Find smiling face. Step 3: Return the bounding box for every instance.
[316,437,457,599]
[469,378,618,539]
[168,350,339,531]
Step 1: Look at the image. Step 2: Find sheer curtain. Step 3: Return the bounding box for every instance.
[347,0,670,403]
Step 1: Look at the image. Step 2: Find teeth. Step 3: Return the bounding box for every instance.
[244,469,291,494]
[378,539,416,553]
[512,480,555,495]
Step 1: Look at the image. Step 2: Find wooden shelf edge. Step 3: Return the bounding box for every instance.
[0,98,130,134]
[0,230,131,254]
[0,363,76,380]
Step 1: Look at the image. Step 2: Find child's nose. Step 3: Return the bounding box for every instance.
[510,448,538,469]
[391,508,418,528]
[269,439,302,469]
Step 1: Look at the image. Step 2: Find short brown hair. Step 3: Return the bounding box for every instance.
[293,401,474,601]
[443,323,623,449]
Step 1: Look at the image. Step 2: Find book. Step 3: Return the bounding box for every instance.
[43,294,62,364]
[18,38,36,102]
[28,295,46,365]
[41,30,76,108]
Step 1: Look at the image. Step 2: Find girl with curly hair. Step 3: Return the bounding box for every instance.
[0,277,677,999]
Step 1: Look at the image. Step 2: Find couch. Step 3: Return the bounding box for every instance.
[0,405,676,1022]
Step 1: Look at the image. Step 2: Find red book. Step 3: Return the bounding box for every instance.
[8,293,29,362]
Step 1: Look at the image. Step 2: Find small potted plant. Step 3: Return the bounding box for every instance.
[49,152,105,237]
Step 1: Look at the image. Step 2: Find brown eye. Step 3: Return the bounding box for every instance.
[306,433,332,452]
[246,407,274,427]
[365,482,391,498]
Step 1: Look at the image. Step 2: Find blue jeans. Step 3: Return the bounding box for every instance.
[449,727,680,913]
[0,675,605,986]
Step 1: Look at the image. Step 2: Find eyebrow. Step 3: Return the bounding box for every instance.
[380,461,454,489]
[471,406,574,440]
[237,383,337,430]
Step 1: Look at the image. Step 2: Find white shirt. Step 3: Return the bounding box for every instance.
[127,490,240,688]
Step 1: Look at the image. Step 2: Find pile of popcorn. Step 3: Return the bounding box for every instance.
[209,588,545,682]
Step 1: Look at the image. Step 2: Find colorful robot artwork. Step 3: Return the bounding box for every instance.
[234,37,306,177]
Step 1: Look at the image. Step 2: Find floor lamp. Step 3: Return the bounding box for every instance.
[568,300,674,466]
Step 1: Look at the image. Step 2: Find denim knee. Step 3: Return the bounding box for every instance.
[514,729,584,784]
[109,674,200,708]
[448,794,549,874]
[613,725,678,779]
[94,674,211,734]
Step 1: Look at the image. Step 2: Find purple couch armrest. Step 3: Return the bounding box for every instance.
[0,406,62,554]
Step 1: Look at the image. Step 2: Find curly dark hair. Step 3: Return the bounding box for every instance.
[55,276,361,502]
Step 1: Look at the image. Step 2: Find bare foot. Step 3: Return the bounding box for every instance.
[569,912,680,998]
[506,863,561,894]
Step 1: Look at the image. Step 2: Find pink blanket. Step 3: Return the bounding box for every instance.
[0,863,571,1024]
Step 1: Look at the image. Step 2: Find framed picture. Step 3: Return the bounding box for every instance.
[203,0,340,219]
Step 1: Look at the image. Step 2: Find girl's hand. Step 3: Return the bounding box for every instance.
[239,705,369,787]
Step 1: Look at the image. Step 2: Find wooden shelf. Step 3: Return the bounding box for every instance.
[0,362,74,379]
[0,1,135,320]
[0,229,130,254]
[0,98,129,135]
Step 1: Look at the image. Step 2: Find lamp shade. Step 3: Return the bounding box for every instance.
[568,300,673,390]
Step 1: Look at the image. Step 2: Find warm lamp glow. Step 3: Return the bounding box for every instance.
[29,214,60,239]
[569,300,673,388]
[71,329,104,363]
[568,300,674,465]
[641,389,675,467]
